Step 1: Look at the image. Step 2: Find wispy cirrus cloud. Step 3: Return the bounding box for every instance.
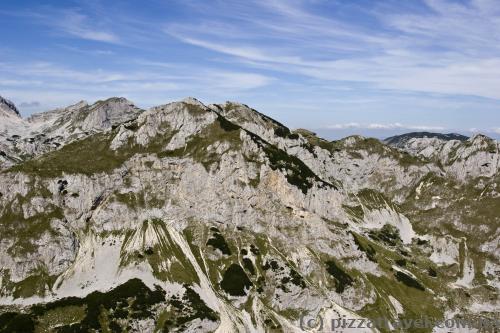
[0,60,273,112]
[326,123,446,131]
[165,0,500,100]
[1,0,499,135]
[57,11,119,43]
[1,7,119,43]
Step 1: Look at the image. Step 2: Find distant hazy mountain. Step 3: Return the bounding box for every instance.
[384,131,468,147]
[0,96,498,332]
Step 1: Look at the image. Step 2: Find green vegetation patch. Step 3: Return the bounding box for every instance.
[181,101,207,116]
[394,271,425,291]
[361,274,443,333]
[261,257,306,293]
[356,188,399,211]
[289,269,306,288]
[113,190,164,210]
[242,258,255,275]
[262,259,280,272]
[279,268,306,292]
[220,264,253,296]
[368,224,402,247]
[8,132,122,177]
[11,269,57,299]
[246,131,335,194]
[1,195,64,256]
[0,278,165,333]
[395,259,407,267]
[325,260,354,293]
[351,232,377,262]
[161,285,219,331]
[216,114,240,132]
[35,305,86,332]
[7,121,176,177]
[343,204,364,221]
[263,144,321,194]
[274,126,299,140]
[206,228,231,255]
[428,267,438,277]
[0,312,35,333]
[294,128,341,154]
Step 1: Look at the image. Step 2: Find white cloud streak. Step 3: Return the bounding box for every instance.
[327,123,446,131]
[0,61,273,112]
[165,0,500,100]
[2,0,499,130]
[59,12,119,43]
[1,7,120,43]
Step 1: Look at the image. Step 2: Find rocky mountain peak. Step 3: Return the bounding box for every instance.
[180,96,206,107]
[27,100,89,125]
[209,101,300,146]
[82,97,142,131]
[469,133,492,144]
[0,97,145,168]
[384,132,468,148]
[0,96,28,138]
[343,135,366,146]
[0,95,21,118]
[294,128,316,136]
[23,97,143,137]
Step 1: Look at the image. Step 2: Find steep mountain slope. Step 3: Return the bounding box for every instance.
[0,97,498,332]
[0,96,21,118]
[0,97,31,167]
[213,102,434,202]
[216,102,500,320]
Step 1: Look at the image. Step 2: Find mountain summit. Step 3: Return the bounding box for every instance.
[384,131,468,147]
[0,96,21,118]
[0,97,498,332]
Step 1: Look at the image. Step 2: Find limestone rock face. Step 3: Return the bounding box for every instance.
[0,96,498,332]
[0,96,21,118]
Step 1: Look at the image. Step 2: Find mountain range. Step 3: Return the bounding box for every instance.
[0,96,498,332]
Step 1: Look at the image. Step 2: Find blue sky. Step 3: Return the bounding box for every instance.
[1,0,499,138]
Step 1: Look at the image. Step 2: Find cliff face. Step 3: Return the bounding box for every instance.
[0,96,21,118]
[0,97,498,332]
